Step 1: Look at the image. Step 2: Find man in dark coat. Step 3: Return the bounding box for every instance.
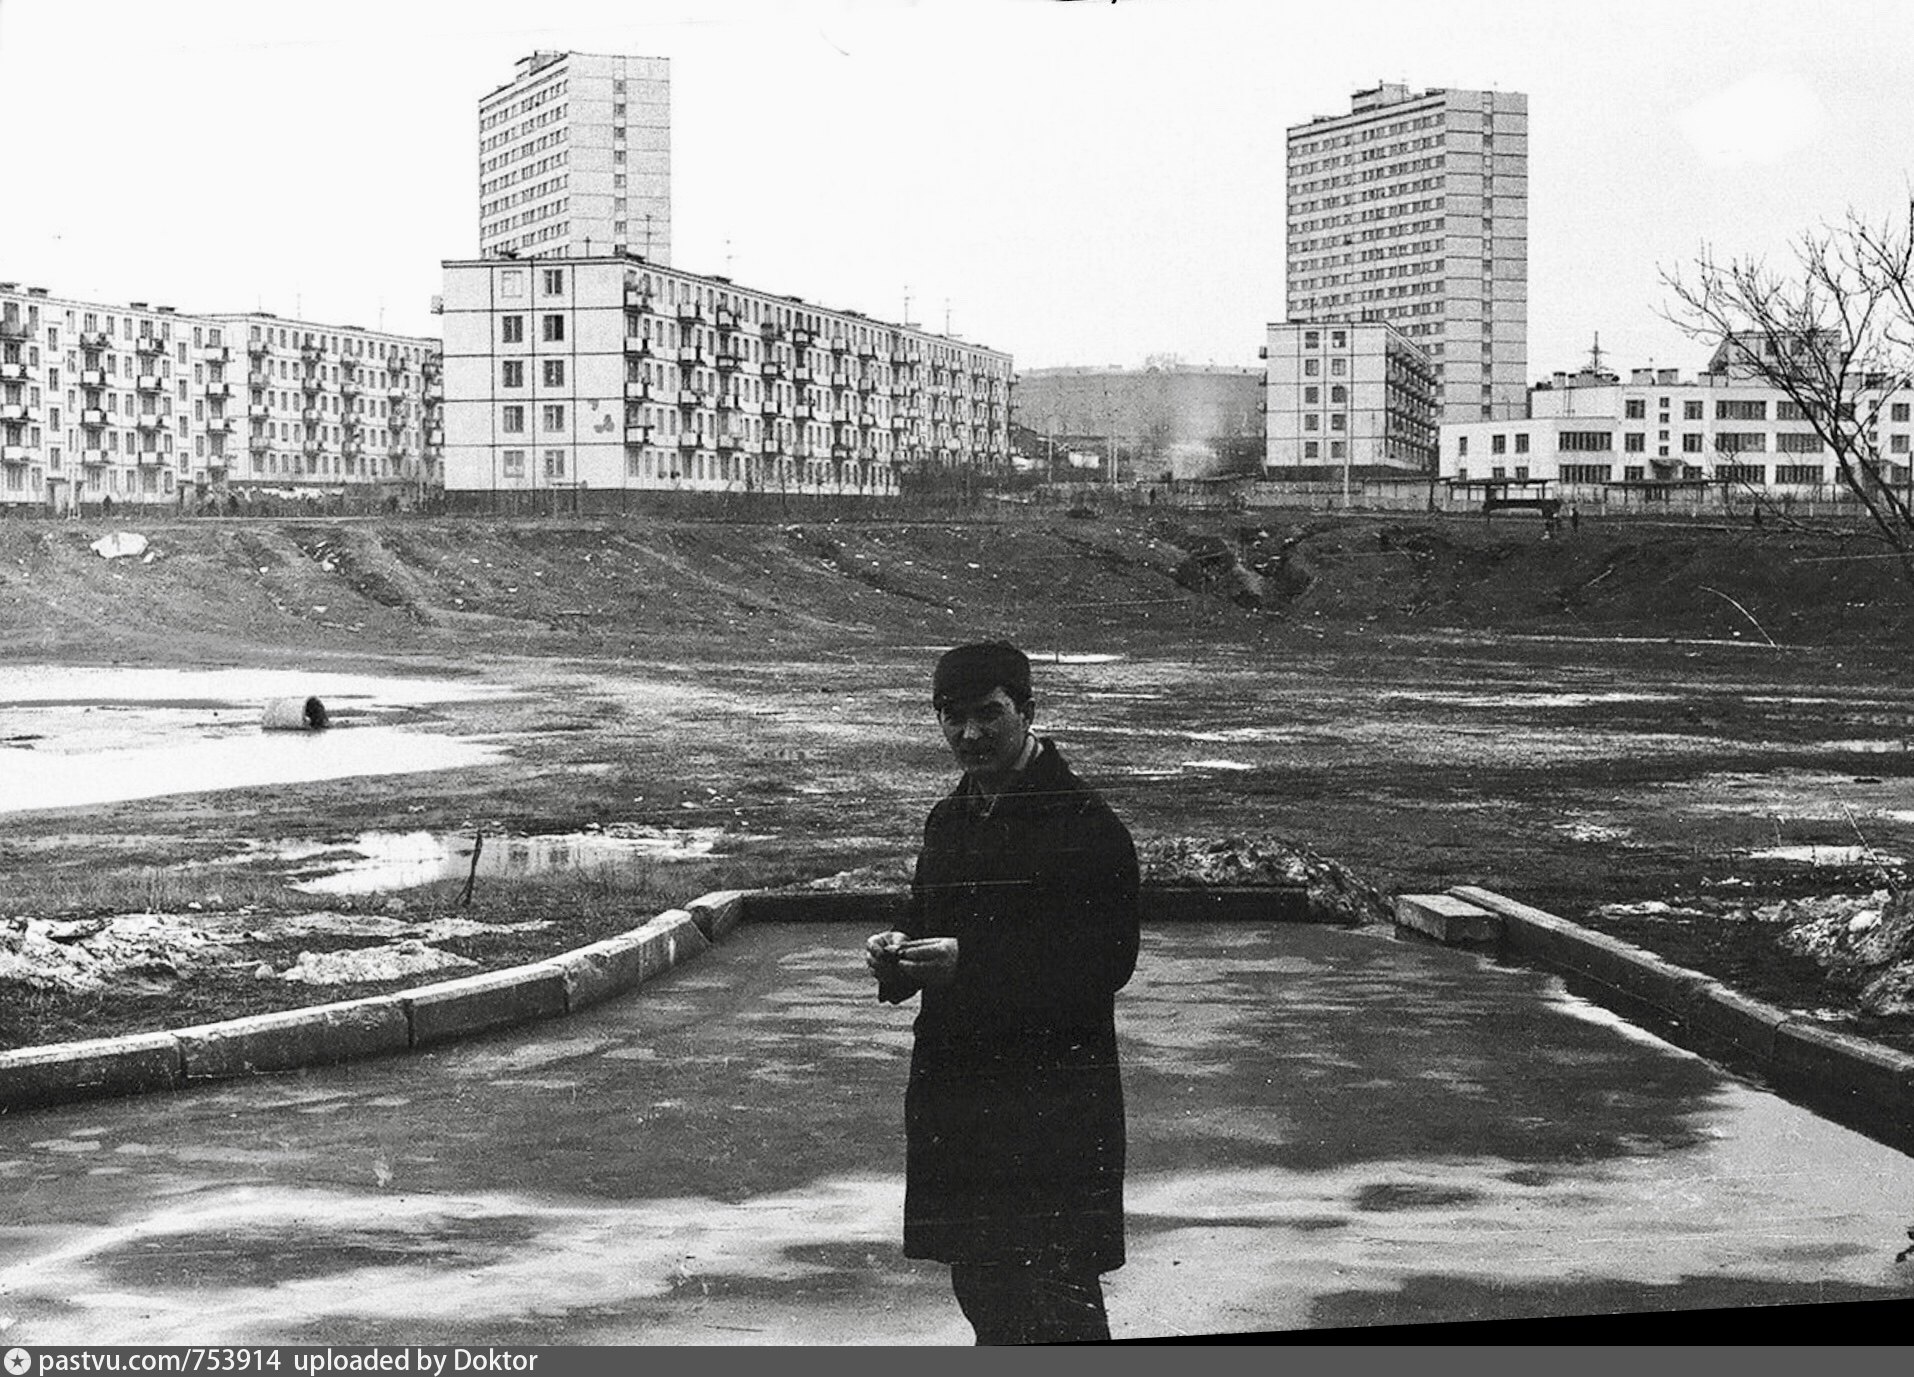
[867,642,1141,1344]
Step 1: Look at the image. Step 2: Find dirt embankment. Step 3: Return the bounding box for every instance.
[2,510,1911,661]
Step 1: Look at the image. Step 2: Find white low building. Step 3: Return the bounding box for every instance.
[1440,357,1914,504]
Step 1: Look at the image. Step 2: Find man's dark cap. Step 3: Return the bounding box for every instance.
[933,642,1031,707]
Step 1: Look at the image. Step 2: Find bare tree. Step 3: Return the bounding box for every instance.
[1663,202,1914,585]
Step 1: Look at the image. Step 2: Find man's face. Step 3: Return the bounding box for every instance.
[938,686,1032,779]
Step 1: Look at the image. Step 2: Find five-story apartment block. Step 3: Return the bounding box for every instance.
[439,254,1010,507]
[480,52,672,263]
[1287,83,1528,425]
[0,281,440,513]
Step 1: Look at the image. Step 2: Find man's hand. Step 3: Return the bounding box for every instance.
[866,929,909,980]
[897,936,959,989]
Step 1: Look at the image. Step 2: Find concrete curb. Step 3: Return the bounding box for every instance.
[0,882,1317,1113]
[1429,885,1914,1153]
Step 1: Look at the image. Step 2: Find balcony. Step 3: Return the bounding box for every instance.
[791,327,815,345]
[134,415,163,432]
[300,342,327,361]
[677,432,700,449]
[81,449,110,467]
[387,446,409,462]
[0,403,35,424]
[340,377,361,398]
[247,337,273,357]
[80,330,110,351]
[301,376,324,394]
[343,441,364,459]
[0,362,26,383]
[625,424,652,444]
[82,409,108,427]
[205,382,233,399]
[135,374,163,392]
[715,306,739,329]
[302,408,324,424]
[248,404,271,419]
[134,449,165,465]
[675,300,705,323]
[135,335,165,355]
[759,397,781,415]
[678,345,706,366]
[303,443,328,461]
[206,346,231,364]
[761,360,786,380]
[760,321,784,341]
[715,350,743,371]
[717,434,742,453]
[205,417,235,434]
[0,445,28,463]
[676,389,702,408]
[0,318,30,342]
[79,369,105,388]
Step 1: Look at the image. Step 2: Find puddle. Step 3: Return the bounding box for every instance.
[0,667,515,814]
[1745,845,1905,867]
[253,826,766,895]
[1182,759,1256,772]
[1377,690,1679,710]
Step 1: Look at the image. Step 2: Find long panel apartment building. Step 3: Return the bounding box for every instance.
[1287,83,1528,425]
[439,253,1011,508]
[0,281,441,513]
[480,51,672,264]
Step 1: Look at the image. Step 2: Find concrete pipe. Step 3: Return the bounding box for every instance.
[261,696,330,731]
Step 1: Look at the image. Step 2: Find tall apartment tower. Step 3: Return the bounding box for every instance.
[1286,83,1527,423]
[478,51,672,264]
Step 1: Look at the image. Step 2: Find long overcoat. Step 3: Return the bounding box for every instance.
[886,738,1140,1273]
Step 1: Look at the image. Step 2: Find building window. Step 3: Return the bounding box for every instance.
[542,314,566,342]
[1559,464,1612,483]
[1624,433,1646,452]
[502,405,525,433]
[502,360,524,388]
[500,270,525,299]
[1684,400,1703,420]
[1457,436,1468,456]
[1329,441,1346,459]
[1303,359,1319,377]
[1330,385,1346,404]
[1329,358,1346,376]
[1625,398,1645,419]
[1775,465,1822,484]
[501,315,525,344]
[1514,433,1529,454]
[1329,413,1346,431]
[1894,403,1911,423]
[543,359,565,386]
[1717,463,1765,484]
[502,448,525,475]
[542,269,565,295]
[1303,441,1319,459]
[1304,331,1319,349]
[1775,432,1823,453]
[1304,414,1319,431]
[544,449,566,477]
[1303,386,1319,404]
[542,403,566,431]
[1777,400,1807,422]
[1559,431,1614,452]
[1490,434,1506,455]
[1893,434,1911,453]
[1716,399,1768,421]
[1682,433,1704,453]
[1714,432,1768,453]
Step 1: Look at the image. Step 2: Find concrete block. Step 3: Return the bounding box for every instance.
[1149,886,1313,923]
[1772,1020,1914,1133]
[403,962,570,1047]
[175,997,411,1081]
[0,1032,181,1109]
[1451,886,1711,1017]
[545,910,710,1010]
[684,890,750,943]
[741,890,910,927]
[1682,982,1790,1066]
[1395,893,1501,946]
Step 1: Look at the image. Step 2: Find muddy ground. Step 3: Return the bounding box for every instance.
[2,508,1913,1054]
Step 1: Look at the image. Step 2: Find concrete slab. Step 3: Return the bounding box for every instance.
[545,910,708,1010]
[402,963,569,1046]
[1395,893,1500,946]
[175,998,411,1080]
[0,1032,180,1109]
[3,922,1911,1343]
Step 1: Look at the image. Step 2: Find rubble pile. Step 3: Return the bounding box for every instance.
[1140,834,1391,926]
[1768,889,1914,1017]
[0,913,235,994]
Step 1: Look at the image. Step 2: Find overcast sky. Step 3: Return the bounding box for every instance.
[3,0,1911,377]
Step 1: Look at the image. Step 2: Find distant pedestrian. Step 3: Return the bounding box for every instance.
[1569,505,1580,532]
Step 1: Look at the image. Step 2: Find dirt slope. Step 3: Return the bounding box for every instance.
[2,510,1909,664]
